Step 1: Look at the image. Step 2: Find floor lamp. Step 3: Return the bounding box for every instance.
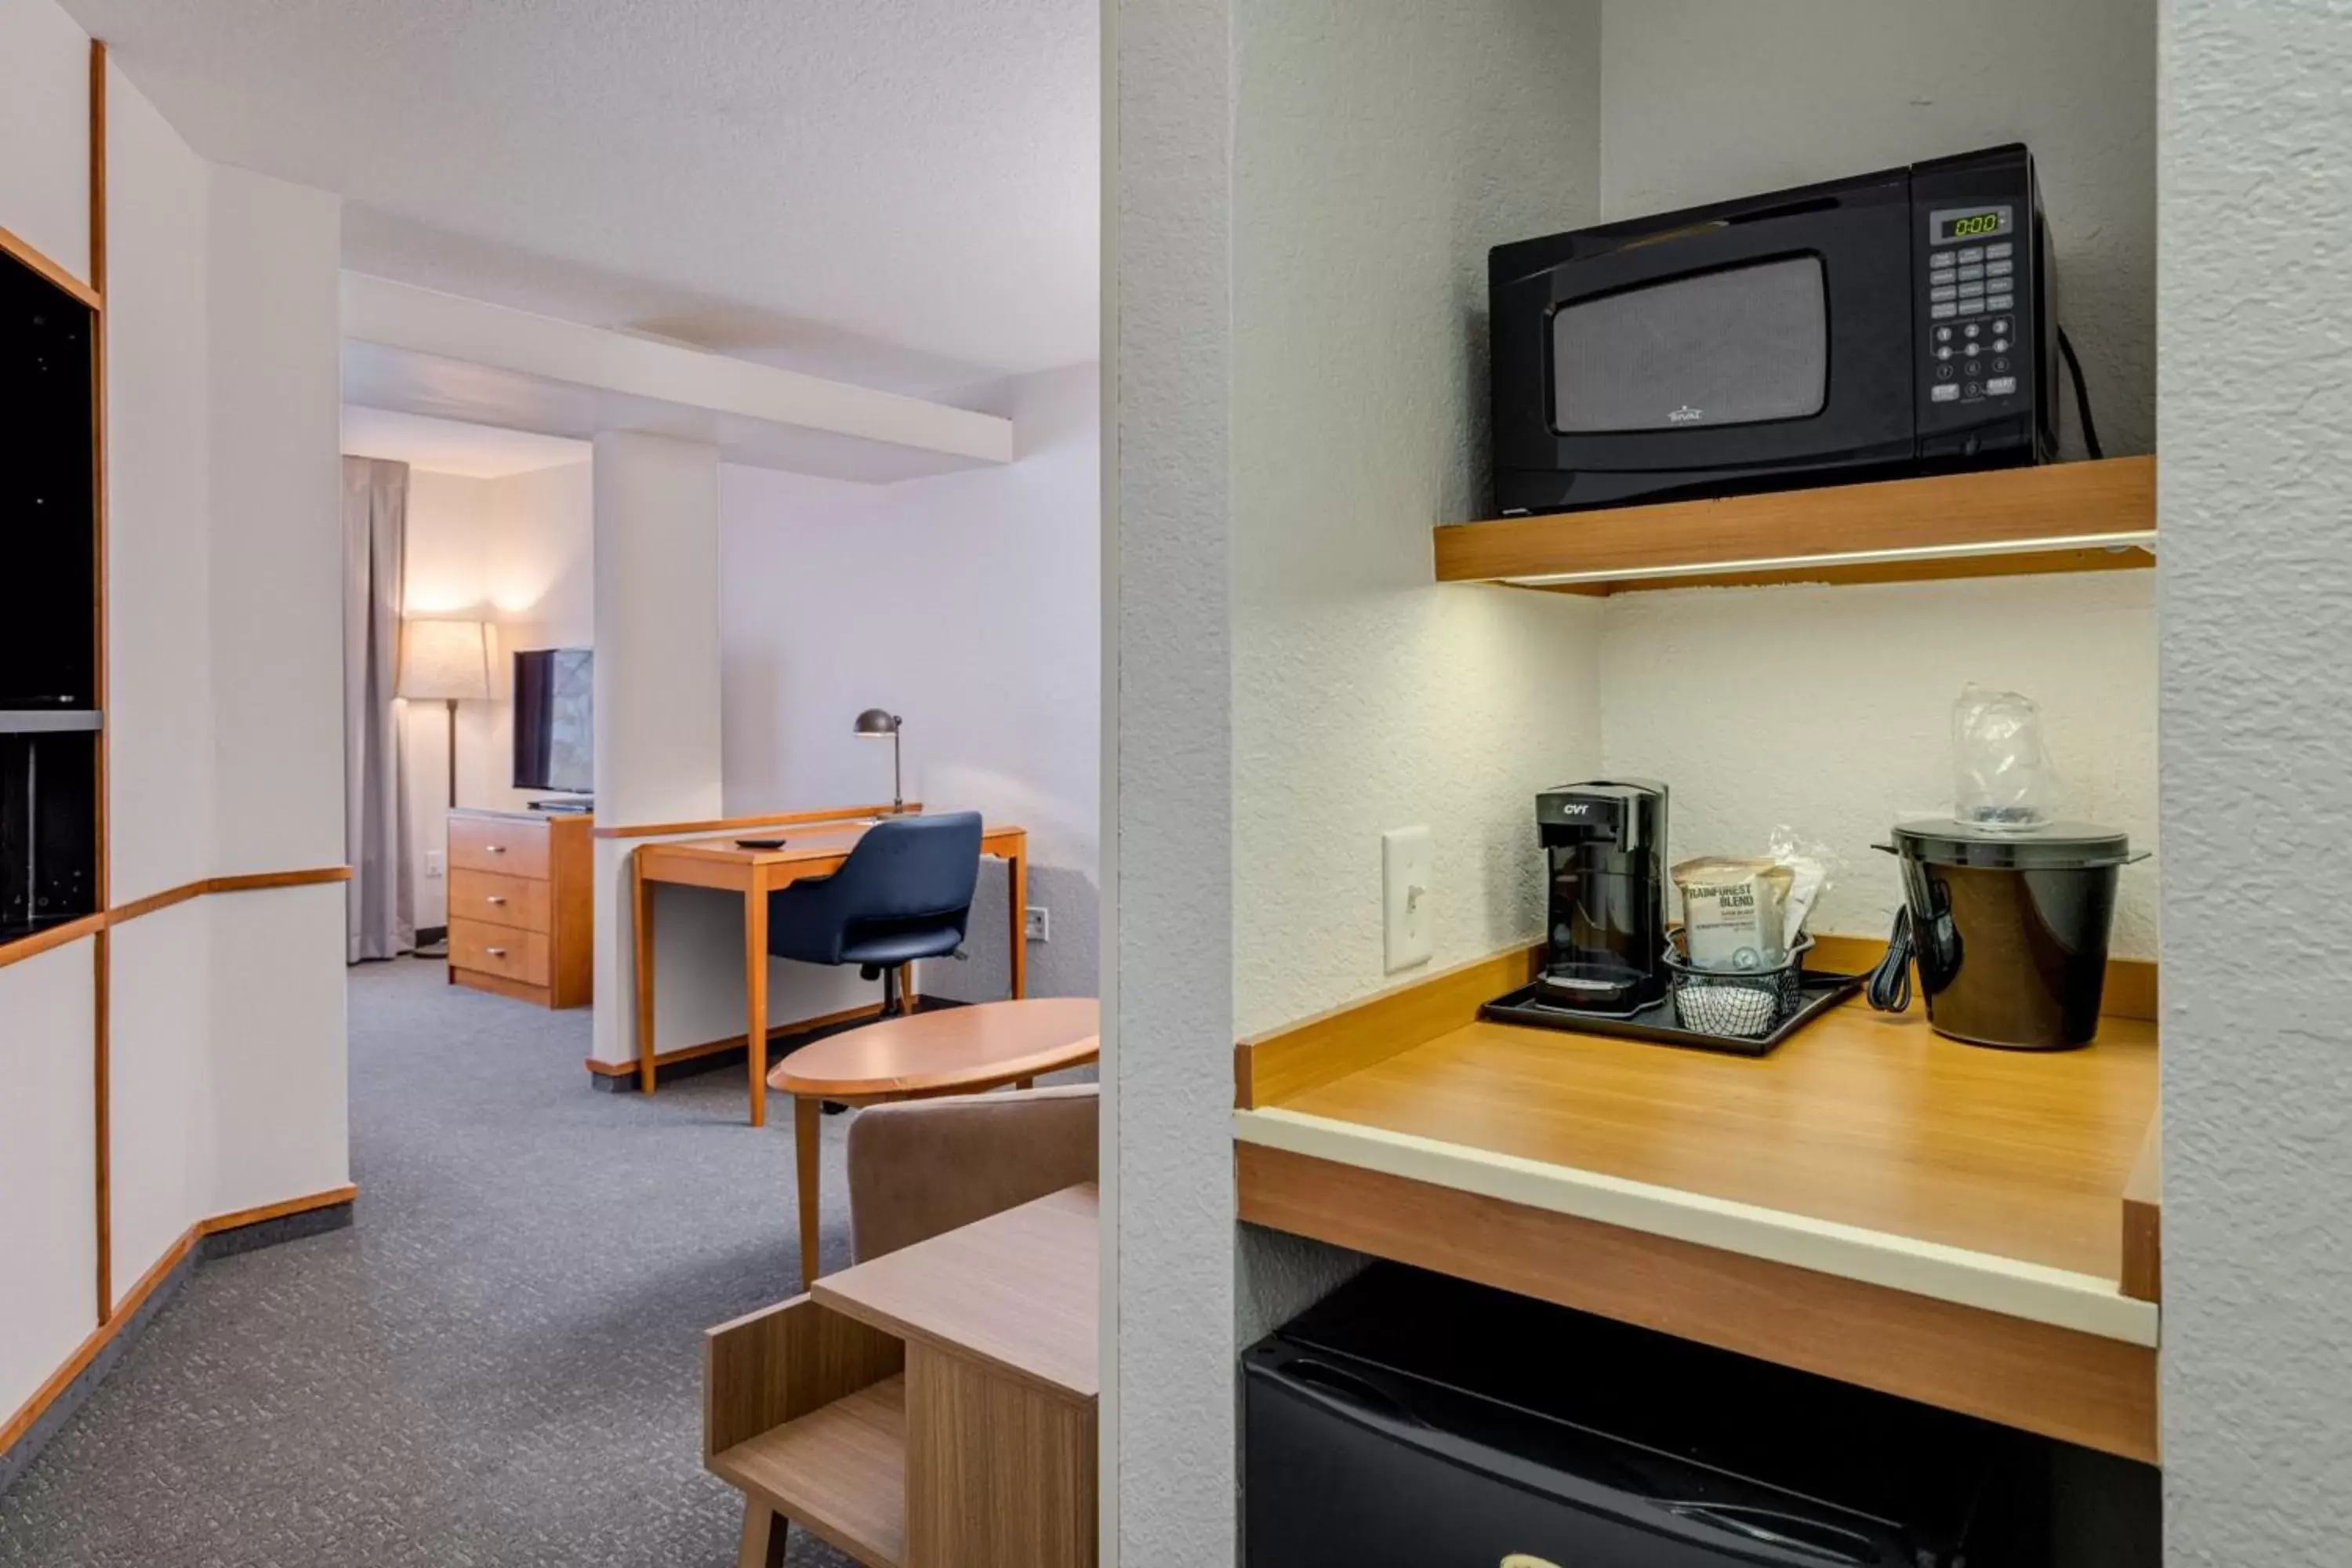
[399,618,493,957]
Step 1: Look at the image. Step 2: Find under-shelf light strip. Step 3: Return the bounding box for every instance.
[1497,529,2160,588]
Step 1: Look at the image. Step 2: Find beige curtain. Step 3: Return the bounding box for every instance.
[343,457,414,961]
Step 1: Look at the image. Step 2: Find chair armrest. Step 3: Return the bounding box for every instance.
[847,1085,1099,1262]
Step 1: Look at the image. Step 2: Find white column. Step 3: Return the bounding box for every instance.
[589,431,725,1067]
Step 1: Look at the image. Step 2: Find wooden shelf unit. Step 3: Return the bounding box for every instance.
[705,1186,1098,1568]
[1433,455,2155,593]
[1232,938,2163,1463]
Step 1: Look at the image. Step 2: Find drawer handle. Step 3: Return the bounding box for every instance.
[485,896,507,906]
[486,946,507,958]
[486,844,507,855]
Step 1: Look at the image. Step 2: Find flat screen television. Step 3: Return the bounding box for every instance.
[512,648,593,795]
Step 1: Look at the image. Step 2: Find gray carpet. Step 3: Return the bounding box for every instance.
[0,959,869,1566]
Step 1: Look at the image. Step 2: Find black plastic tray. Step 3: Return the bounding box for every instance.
[1480,968,1868,1058]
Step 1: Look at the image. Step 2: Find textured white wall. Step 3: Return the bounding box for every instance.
[202,884,352,1217]
[1594,0,2158,935]
[1108,0,1607,1559]
[1599,0,2155,459]
[590,432,724,1067]
[1600,572,2158,953]
[1105,0,1236,1559]
[201,165,350,1215]
[100,58,216,1308]
[208,165,347,877]
[104,64,215,906]
[0,942,100,1425]
[2161,0,2352,1555]
[0,0,89,285]
[107,903,207,1300]
[1232,0,1606,1037]
[719,364,1102,1002]
[0,0,100,1426]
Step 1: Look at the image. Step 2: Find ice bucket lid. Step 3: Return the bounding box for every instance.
[1889,818,2132,870]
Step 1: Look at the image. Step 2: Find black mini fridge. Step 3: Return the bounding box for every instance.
[1243,1265,2036,1567]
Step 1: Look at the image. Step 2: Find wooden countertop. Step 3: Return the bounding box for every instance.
[1231,941,2164,1460]
[1274,998,2154,1284]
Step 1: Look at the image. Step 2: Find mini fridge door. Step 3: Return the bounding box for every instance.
[1244,1344,1920,1568]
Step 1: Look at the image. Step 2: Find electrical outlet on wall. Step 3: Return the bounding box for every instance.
[424,850,445,880]
[1382,826,1432,974]
[1025,906,1050,942]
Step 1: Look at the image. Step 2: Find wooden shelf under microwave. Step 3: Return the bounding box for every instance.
[1433,455,2155,594]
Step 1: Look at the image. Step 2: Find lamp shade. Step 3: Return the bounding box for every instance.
[398,619,493,702]
[854,708,902,736]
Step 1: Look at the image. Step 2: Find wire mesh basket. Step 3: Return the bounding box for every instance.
[1662,932,1814,1040]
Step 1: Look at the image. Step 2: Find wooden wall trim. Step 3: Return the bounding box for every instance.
[0,1229,190,1457]
[0,913,108,970]
[0,221,101,310]
[593,803,919,840]
[105,866,352,928]
[0,1182,356,1460]
[1235,941,1544,1110]
[204,866,353,898]
[197,1185,359,1237]
[1239,1142,2158,1463]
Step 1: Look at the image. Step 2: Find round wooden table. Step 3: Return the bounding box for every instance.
[769,997,1100,1282]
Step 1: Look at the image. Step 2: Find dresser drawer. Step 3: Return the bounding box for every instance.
[449,920,550,986]
[448,869,550,932]
[448,816,550,879]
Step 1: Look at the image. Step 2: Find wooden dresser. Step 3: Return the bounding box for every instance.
[445,808,593,1009]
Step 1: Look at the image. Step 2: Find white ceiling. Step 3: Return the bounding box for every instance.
[339,406,589,479]
[64,0,1099,396]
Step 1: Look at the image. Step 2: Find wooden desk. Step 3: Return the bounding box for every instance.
[632,819,1029,1126]
[705,1185,1098,1567]
[1232,939,2164,1463]
[770,998,1100,1285]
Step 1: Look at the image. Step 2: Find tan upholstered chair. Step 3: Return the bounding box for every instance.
[844,1083,1099,1262]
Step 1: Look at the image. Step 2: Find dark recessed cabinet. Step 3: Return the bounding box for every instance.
[1,244,100,942]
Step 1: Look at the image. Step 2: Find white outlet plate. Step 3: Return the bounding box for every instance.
[424,850,445,880]
[1025,906,1050,942]
[1381,826,1432,974]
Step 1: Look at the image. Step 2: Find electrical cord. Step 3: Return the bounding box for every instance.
[2056,326,2105,461]
[1865,906,1914,1013]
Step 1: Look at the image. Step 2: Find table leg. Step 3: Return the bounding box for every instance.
[633,852,657,1095]
[1007,847,1029,1000]
[795,1095,821,1285]
[739,1498,789,1568]
[746,883,771,1128]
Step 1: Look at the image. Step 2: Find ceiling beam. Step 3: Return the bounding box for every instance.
[340,273,1012,470]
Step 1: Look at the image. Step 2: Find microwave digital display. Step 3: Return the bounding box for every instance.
[1929,205,2013,245]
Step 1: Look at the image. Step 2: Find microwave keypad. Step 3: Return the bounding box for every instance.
[1926,239,2020,406]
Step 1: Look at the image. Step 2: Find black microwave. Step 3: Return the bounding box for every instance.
[1489,143,2058,516]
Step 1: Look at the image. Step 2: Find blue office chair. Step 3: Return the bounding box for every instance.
[767,811,983,1018]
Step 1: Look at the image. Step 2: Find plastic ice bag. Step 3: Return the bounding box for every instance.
[1952,684,2060,828]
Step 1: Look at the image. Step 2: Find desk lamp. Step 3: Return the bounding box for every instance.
[855,708,905,812]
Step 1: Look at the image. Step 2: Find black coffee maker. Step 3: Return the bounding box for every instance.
[1536,779,1670,1014]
